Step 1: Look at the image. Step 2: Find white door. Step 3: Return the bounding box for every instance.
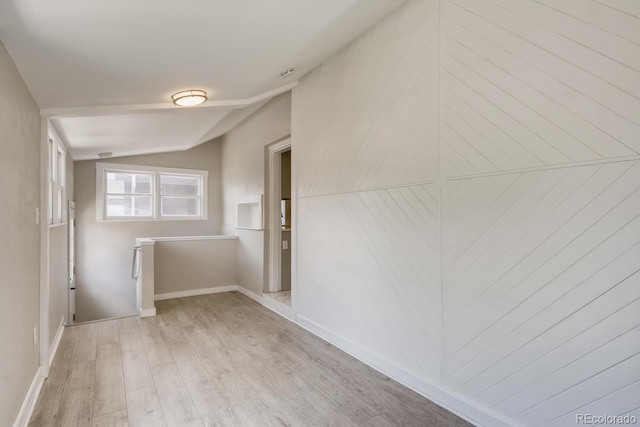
[68,200,76,324]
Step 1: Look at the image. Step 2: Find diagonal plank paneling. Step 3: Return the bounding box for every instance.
[294,0,440,198]
[293,0,640,424]
[442,160,640,426]
[297,184,441,380]
[441,0,640,178]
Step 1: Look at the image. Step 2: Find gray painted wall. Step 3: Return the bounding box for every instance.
[74,140,223,322]
[0,41,41,426]
[154,239,237,297]
[48,225,68,340]
[220,92,291,296]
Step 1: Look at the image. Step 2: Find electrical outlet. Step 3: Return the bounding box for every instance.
[35,207,40,224]
[33,326,37,347]
[282,240,289,250]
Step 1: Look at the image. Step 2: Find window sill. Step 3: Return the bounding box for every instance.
[48,222,67,229]
[97,217,208,222]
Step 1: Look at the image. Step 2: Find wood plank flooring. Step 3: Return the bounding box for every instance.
[29,292,473,427]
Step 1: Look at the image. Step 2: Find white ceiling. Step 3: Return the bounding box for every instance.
[51,109,229,160]
[0,0,405,160]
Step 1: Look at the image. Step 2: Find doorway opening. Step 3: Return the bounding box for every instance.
[265,139,293,317]
[68,200,76,324]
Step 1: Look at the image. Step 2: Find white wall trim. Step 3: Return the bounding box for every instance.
[262,293,295,321]
[12,368,45,427]
[39,116,50,380]
[95,162,209,177]
[267,138,292,293]
[135,238,156,246]
[295,315,521,427]
[139,308,157,318]
[154,285,238,301]
[135,236,237,247]
[148,235,238,242]
[449,156,640,181]
[235,286,264,304]
[153,285,264,307]
[48,318,65,367]
[296,179,437,200]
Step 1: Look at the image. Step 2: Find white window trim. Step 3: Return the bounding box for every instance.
[96,162,209,221]
[48,129,67,226]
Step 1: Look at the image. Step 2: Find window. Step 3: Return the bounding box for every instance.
[159,174,201,217]
[105,171,153,218]
[96,163,208,221]
[48,132,66,225]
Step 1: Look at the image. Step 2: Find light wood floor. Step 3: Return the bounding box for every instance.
[30,292,473,427]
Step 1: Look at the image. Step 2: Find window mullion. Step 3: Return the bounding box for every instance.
[155,172,160,219]
[103,169,109,220]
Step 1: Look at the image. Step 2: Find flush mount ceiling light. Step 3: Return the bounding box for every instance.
[171,89,207,107]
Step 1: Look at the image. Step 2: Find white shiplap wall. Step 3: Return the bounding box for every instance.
[294,0,440,199]
[293,0,443,391]
[441,0,640,178]
[442,162,640,426]
[297,186,441,379]
[441,0,640,426]
[293,0,640,425]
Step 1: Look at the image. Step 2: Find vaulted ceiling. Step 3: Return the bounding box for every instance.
[0,0,405,159]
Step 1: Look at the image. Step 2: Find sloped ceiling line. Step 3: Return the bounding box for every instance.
[41,81,299,118]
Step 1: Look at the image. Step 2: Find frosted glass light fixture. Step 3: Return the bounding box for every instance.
[171,89,207,107]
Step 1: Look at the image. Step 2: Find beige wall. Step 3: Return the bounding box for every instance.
[154,239,237,297]
[280,230,291,292]
[48,225,68,340]
[220,92,291,295]
[0,41,41,426]
[74,140,223,322]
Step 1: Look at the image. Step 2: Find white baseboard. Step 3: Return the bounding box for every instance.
[295,315,520,427]
[48,317,65,367]
[153,285,262,306]
[262,293,295,321]
[140,308,156,318]
[235,286,263,304]
[154,285,237,301]
[12,367,45,427]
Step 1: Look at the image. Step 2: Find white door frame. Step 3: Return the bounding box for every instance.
[68,200,76,324]
[267,138,291,293]
[39,116,50,378]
